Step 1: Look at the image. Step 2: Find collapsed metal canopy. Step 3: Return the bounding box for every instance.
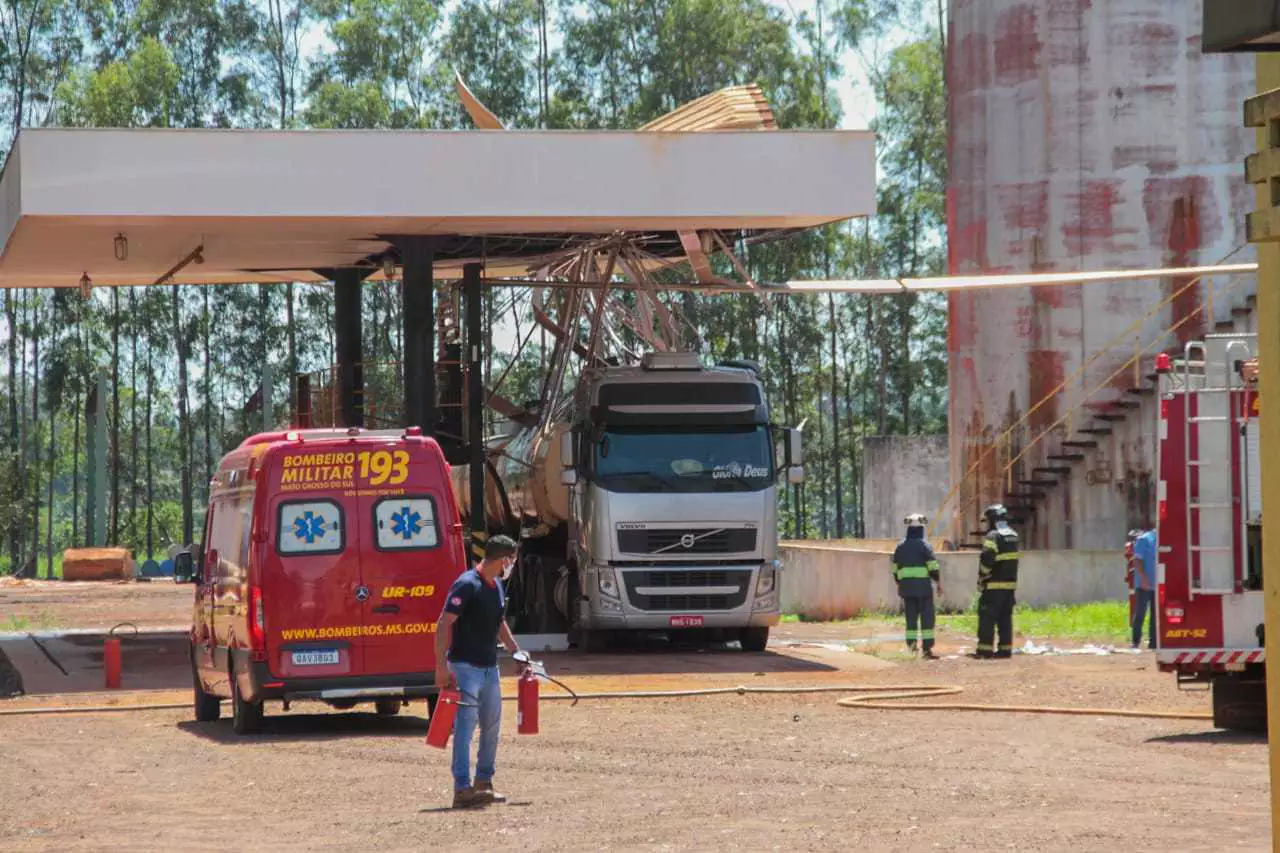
[0,126,876,289]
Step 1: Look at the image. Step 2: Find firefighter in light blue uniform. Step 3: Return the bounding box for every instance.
[891,513,942,659]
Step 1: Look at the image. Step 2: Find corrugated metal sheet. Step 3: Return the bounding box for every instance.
[946,0,1257,548]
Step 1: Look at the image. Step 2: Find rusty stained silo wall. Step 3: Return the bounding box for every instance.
[946,0,1256,549]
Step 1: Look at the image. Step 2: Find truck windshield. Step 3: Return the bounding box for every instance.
[591,425,773,493]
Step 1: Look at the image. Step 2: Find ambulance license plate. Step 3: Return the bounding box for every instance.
[292,650,339,666]
[669,615,704,628]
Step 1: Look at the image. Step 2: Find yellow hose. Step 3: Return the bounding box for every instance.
[532,683,1213,721]
[0,684,1212,722]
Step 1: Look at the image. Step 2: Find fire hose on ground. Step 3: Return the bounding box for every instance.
[0,682,1211,721]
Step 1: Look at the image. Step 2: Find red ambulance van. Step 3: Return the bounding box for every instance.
[189,427,467,734]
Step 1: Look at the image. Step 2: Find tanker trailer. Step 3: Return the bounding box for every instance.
[452,351,804,652]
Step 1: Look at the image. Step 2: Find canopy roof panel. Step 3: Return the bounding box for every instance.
[0,127,875,287]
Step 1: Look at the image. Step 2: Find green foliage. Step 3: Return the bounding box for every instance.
[0,0,952,569]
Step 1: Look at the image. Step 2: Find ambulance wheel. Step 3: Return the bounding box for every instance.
[191,657,220,723]
[739,627,770,652]
[1212,674,1268,733]
[375,698,402,717]
[231,670,264,735]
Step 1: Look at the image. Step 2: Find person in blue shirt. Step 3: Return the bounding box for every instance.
[435,535,522,809]
[1130,523,1158,649]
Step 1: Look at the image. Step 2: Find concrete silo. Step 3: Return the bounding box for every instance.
[946,0,1256,548]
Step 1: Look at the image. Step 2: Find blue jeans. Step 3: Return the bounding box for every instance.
[450,661,502,791]
[1133,588,1156,648]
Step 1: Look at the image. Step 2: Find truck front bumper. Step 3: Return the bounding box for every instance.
[579,562,781,631]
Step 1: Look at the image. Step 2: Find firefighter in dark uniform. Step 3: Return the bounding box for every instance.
[892,513,942,659]
[975,503,1019,659]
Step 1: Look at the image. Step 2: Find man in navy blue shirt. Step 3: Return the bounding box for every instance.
[435,535,521,808]
[1130,522,1158,650]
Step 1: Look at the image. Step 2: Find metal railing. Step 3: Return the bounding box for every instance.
[931,257,1252,544]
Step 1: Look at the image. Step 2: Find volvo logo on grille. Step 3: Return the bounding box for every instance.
[679,533,697,549]
[355,585,370,601]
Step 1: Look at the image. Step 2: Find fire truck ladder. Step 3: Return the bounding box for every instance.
[1181,338,1249,598]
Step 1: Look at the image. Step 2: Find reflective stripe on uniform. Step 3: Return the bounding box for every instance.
[920,629,935,640]
[985,581,1017,590]
[982,540,998,552]
[995,552,1019,562]
[926,560,940,572]
[896,565,932,579]
[976,643,993,652]
[905,629,920,640]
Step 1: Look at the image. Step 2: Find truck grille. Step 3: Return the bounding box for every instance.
[623,569,751,612]
[616,528,757,555]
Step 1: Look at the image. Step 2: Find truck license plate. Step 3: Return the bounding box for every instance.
[669,615,704,628]
[291,650,339,666]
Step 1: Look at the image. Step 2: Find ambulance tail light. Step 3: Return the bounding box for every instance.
[248,586,267,659]
[1164,596,1185,626]
[1158,499,1167,523]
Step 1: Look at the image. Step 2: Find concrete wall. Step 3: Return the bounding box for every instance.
[861,435,950,540]
[778,543,1128,621]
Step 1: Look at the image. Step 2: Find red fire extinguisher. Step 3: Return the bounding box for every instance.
[517,666,539,735]
[425,687,462,749]
[104,622,136,690]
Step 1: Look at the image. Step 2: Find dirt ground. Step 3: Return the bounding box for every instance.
[0,580,1270,852]
[0,578,192,631]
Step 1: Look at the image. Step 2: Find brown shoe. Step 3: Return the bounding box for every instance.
[474,781,507,803]
[452,786,488,809]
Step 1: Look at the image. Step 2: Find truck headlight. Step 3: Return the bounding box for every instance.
[755,563,777,596]
[597,567,620,600]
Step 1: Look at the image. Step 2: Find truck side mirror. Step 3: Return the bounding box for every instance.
[560,429,576,469]
[174,551,194,583]
[785,427,804,467]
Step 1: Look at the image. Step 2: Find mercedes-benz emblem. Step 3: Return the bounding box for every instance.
[355,586,370,601]
[679,533,696,549]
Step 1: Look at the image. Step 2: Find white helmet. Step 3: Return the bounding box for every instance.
[903,513,927,527]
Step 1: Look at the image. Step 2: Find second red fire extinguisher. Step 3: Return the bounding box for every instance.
[517,665,539,735]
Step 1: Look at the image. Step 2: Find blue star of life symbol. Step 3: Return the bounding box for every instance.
[390,506,423,541]
[293,510,327,544]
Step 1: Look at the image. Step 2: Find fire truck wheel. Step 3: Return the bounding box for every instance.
[1212,675,1268,733]
[231,669,264,735]
[740,627,770,653]
[375,698,402,717]
[191,655,220,723]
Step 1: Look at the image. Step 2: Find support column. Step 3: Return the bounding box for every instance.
[398,238,437,432]
[1253,53,1280,850]
[85,373,107,547]
[465,262,486,563]
[332,268,367,428]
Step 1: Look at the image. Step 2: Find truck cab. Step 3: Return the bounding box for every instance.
[561,353,800,650]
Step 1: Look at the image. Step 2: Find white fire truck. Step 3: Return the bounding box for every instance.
[1155,333,1265,732]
